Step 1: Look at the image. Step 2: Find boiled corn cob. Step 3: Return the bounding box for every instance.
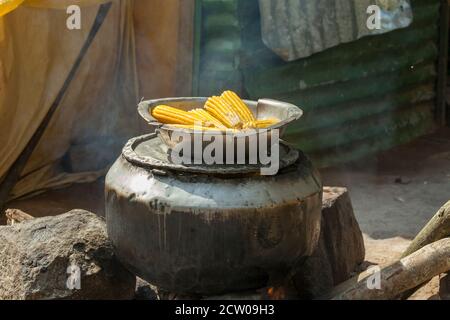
[243,118,279,129]
[152,105,211,127]
[221,90,256,123]
[188,108,227,129]
[204,96,242,128]
[170,124,237,133]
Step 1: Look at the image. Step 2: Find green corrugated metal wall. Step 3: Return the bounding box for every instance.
[194,0,441,167]
[194,0,243,95]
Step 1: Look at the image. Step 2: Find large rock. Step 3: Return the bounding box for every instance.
[0,210,136,299]
[292,187,365,298]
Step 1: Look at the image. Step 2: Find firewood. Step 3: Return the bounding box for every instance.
[325,238,450,300]
[5,209,34,225]
[398,201,450,298]
[402,201,450,257]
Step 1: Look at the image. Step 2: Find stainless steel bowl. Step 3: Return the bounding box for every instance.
[137,97,303,151]
[138,97,303,162]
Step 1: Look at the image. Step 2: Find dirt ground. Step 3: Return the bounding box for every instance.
[4,128,450,299]
[322,127,450,299]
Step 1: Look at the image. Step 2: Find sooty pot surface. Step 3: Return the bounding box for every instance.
[105,136,322,295]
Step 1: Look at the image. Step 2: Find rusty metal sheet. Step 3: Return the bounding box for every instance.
[258,0,413,61]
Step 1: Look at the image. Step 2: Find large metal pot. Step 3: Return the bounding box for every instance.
[105,134,322,295]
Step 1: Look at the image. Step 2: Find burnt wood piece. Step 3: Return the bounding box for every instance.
[5,209,34,225]
[291,187,365,299]
[326,238,450,300]
[439,273,450,300]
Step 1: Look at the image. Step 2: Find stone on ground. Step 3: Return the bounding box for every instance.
[0,209,136,299]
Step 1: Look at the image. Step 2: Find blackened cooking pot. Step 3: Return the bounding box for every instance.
[105,133,322,295]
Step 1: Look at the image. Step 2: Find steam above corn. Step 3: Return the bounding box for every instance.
[151,91,279,131]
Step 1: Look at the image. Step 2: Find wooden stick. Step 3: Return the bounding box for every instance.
[402,201,450,258]
[325,238,450,300]
[5,209,34,225]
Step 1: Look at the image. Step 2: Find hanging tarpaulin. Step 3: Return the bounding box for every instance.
[0,0,190,200]
[0,0,24,16]
[0,0,140,200]
[259,0,413,61]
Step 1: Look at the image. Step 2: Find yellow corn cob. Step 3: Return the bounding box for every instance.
[169,124,237,133]
[221,90,256,123]
[152,105,211,126]
[188,108,227,129]
[243,118,279,129]
[204,96,242,128]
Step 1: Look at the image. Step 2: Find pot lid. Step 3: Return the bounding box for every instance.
[122,133,299,175]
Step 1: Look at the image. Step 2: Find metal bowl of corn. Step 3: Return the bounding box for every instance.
[137,92,303,160]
